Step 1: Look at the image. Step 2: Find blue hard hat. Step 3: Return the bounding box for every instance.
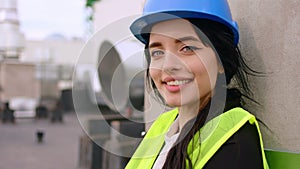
[130,0,239,45]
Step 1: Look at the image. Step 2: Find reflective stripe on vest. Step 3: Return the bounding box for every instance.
[125,107,269,169]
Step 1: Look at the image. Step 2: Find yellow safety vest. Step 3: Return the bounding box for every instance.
[125,107,269,169]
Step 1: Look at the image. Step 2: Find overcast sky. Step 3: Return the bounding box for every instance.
[18,0,86,40]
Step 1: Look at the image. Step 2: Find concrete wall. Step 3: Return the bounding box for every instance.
[228,0,300,152]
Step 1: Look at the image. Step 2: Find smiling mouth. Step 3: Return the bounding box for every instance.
[165,79,192,86]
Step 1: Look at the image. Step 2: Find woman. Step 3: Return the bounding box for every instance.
[126,0,269,168]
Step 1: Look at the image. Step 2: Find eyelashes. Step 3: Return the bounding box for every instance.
[150,45,201,58]
[151,50,164,57]
[181,46,201,52]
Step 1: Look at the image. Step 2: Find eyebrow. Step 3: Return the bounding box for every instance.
[149,36,200,48]
[149,42,162,48]
[175,36,200,43]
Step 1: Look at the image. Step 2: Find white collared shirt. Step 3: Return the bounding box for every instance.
[152,118,180,169]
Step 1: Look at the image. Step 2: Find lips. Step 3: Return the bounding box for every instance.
[162,77,193,92]
[166,79,191,86]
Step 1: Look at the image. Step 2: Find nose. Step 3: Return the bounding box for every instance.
[162,51,182,73]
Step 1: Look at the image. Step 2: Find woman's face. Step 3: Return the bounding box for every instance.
[148,19,221,108]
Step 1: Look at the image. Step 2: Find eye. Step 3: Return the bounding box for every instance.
[181,46,200,53]
[150,50,164,57]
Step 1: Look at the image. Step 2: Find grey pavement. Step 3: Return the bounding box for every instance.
[0,113,84,169]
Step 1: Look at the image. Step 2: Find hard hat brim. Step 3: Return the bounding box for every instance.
[130,11,239,45]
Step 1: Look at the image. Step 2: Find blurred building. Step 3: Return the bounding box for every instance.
[0,0,25,60]
[0,0,85,114]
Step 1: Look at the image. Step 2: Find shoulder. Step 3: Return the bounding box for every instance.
[145,108,178,137]
[204,117,263,168]
[219,107,257,129]
[222,107,254,118]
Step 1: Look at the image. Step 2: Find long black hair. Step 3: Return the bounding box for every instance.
[143,18,258,168]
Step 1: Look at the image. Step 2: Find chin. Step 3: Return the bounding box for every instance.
[165,100,182,108]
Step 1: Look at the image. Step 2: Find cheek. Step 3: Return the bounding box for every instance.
[149,68,161,85]
[191,56,219,89]
[205,59,219,88]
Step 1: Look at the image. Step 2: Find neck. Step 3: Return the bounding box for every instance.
[177,94,211,132]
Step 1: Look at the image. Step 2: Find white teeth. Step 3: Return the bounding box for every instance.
[167,80,190,86]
